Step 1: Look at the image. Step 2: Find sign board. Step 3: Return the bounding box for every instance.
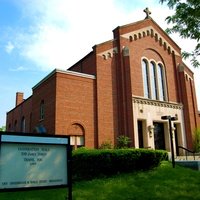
[0,133,71,191]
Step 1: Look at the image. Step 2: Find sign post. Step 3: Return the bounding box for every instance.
[161,115,178,168]
[0,132,72,199]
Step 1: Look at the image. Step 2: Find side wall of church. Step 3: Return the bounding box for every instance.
[68,52,96,75]
[95,42,119,147]
[178,65,199,149]
[6,96,32,133]
[31,73,57,134]
[54,71,96,148]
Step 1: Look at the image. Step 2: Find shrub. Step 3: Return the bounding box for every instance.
[116,135,131,148]
[99,141,113,149]
[72,148,167,181]
[193,128,200,152]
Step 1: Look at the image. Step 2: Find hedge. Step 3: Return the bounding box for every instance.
[72,148,168,181]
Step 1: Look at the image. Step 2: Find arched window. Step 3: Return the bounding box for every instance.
[14,120,17,132]
[142,60,150,98]
[29,113,32,132]
[141,58,166,101]
[157,64,166,101]
[40,100,45,120]
[150,62,158,100]
[8,124,11,131]
[68,123,85,149]
[21,116,26,133]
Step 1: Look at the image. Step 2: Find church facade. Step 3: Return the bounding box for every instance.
[6,14,200,154]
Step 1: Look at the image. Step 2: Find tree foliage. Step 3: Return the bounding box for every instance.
[193,128,200,152]
[160,0,200,67]
[0,126,6,132]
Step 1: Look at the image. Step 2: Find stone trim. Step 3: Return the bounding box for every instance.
[98,47,118,60]
[133,96,183,110]
[122,26,180,56]
[184,72,193,81]
[178,64,194,81]
[33,68,95,90]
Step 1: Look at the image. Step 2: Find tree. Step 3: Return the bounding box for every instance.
[0,126,6,132]
[160,0,200,68]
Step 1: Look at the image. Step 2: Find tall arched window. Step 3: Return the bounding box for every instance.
[157,64,166,101]
[141,58,167,101]
[21,116,26,133]
[150,62,158,100]
[40,100,45,120]
[142,60,150,98]
[14,120,17,132]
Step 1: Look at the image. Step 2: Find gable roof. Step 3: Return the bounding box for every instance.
[113,18,181,56]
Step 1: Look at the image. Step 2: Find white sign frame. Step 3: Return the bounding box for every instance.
[0,132,71,192]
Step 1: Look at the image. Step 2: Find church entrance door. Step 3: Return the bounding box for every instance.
[153,122,165,150]
[138,120,144,148]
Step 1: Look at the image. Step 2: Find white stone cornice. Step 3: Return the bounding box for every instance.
[32,68,95,90]
[122,26,180,56]
[132,96,183,110]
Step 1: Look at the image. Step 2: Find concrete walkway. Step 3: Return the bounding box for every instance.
[175,156,200,170]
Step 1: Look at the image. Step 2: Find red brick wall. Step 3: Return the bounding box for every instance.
[6,96,32,132]
[31,73,57,134]
[113,19,180,53]
[178,67,199,149]
[95,44,119,147]
[69,52,96,75]
[122,29,180,102]
[55,71,96,148]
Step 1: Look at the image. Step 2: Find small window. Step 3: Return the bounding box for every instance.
[70,136,84,148]
[40,100,45,120]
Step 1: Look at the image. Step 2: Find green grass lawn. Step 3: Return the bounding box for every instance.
[0,161,200,200]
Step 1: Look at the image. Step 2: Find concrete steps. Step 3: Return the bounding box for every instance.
[175,155,200,170]
[175,155,200,161]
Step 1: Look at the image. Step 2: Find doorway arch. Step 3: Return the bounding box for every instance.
[68,123,85,149]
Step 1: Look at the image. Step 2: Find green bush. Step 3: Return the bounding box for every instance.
[72,148,167,181]
[193,128,200,152]
[116,135,131,148]
[99,140,113,149]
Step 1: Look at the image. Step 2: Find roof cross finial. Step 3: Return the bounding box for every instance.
[143,7,151,19]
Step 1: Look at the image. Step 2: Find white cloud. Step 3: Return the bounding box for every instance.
[14,0,163,71]
[9,66,29,72]
[5,41,15,54]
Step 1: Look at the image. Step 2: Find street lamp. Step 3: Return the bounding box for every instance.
[161,115,178,168]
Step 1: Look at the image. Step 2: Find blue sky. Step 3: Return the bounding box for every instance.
[0,0,199,127]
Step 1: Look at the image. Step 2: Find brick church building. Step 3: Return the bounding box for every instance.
[6,10,200,154]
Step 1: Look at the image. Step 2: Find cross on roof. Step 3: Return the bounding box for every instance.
[143,7,151,19]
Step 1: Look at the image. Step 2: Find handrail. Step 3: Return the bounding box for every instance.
[178,146,195,160]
